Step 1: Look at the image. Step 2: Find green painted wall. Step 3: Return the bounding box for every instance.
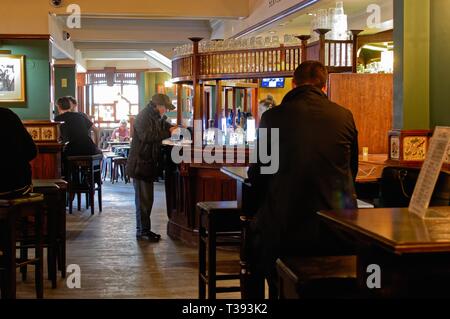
[142,71,173,109]
[54,66,76,101]
[139,72,146,110]
[394,0,430,130]
[1,39,51,120]
[430,0,450,127]
[395,0,450,129]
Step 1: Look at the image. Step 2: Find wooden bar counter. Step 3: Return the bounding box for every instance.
[162,139,251,245]
[23,121,64,179]
[163,136,387,246]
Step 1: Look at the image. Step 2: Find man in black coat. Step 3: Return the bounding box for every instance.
[127,94,176,242]
[248,61,359,290]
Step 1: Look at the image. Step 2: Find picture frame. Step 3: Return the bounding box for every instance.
[0,54,26,103]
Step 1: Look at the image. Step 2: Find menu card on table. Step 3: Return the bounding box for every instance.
[409,127,450,219]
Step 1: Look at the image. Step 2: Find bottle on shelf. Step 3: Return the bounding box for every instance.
[235,125,245,146]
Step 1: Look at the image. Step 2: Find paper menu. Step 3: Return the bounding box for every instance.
[409,127,450,219]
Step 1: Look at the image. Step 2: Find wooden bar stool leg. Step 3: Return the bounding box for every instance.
[69,193,73,215]
[20,246,28,281]
[4,210,17,299]
[198,209,206,299]
[98,182,102,213]
[34,207,44,299]
[90,173,95,215]
[207,216,217,299]
[48,245,57,289]
[77,193,81,211]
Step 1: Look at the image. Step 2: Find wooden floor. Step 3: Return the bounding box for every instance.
[16,181,241,299]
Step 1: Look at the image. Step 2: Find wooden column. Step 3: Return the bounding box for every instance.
[200,82,206,129]
[76,73,86,114]
[314,29,331,65]
[224,88,229,118]
[232,87,237,128]
[243,88,248,113]
[189,37,203,141]
[298,35,311,63]
[177,83,183,125]
[251,80,259,126]
[215,80,222,129]
[350,30,363,73]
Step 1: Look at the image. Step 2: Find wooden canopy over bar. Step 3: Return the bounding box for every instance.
[172,30,362,83]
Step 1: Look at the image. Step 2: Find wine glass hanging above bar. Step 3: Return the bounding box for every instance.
[171,29,362,83]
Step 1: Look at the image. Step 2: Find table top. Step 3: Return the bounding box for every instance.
[221,166,249,184]
[220,154,387,184]
[318,208,450,254]
[107,141,130,146]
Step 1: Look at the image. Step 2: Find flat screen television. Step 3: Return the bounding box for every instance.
[261,78,285,88]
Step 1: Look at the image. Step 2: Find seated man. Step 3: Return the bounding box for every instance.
[0,107,37,198]
[55,96,101,158]
[111,119,130,142]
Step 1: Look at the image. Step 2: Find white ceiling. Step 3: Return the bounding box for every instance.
[248,0,393,40]
[52,0,393,71]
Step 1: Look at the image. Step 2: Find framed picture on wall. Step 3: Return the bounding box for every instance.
[0,54,26,103]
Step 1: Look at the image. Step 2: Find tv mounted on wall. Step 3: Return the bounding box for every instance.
[261,78,285,88]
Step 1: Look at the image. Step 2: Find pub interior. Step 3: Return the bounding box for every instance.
[1,0,450,302]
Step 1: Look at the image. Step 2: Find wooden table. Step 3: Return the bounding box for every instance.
[318,208,450,297]
[220,166,376,298]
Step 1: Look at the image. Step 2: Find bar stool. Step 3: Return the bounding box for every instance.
[33,179,68,279]
[112,157,129,184]
[275,255,358,299]
[66,154,103,215]
[197,201,241,299]
[0,193,45,299]
[102,152,119,182]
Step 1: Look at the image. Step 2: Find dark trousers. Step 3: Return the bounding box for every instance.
[133,179,154,236]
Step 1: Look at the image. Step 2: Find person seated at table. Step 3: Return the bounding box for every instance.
[67,96,78,112]
[247,61,359,296]
[0,107,37,198]
[111,119,130,142]
[55,96,101,158]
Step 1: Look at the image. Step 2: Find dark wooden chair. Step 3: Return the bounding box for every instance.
[66,154,103,215]
[0,193,45,299]
[379,167,450,207]
[276,255,359,299]
[197,201,241,299]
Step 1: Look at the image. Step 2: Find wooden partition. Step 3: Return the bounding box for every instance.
[23,121,64,179]
[328,73,393,155]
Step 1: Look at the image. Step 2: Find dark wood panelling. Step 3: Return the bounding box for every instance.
[328,73,393,154]
[31,144,63,179]
[0,34,51,40]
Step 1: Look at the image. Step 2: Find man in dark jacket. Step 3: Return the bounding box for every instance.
[55,96,100,157]
[0,107,37,197]
[127,94,176,241]
[248,61,359,291]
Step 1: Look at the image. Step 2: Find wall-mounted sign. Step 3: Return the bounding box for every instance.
[409,127,450,219]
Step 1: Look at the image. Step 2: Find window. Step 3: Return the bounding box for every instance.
[86,71,140,127]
